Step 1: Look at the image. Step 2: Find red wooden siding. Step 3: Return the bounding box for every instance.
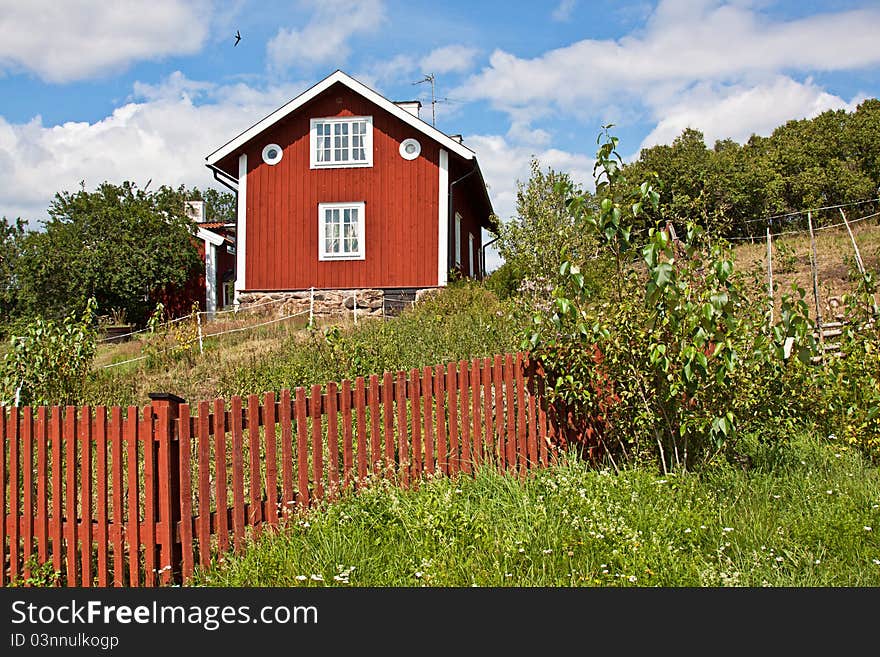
[239,83,443,290]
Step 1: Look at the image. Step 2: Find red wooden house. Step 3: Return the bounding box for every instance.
[204,70,494,310]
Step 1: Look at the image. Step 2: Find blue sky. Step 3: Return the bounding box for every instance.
[1,0,879,270]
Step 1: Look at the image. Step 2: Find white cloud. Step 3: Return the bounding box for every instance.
[419,45,479,75]
[638,76,863,152]
[267,0,386,72]
[0,0,213,83]
[552,0,577,22]
[0,73,308,225]
[456,0,880,117]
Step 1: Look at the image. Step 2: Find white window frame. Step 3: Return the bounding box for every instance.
[310,116,373,169]
[468,233,475,276]
[318,202,366,261]
[454,213,462,266]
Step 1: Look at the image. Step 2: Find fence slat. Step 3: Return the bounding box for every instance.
[214,399,229,554]
[79,408,93,587]
[247,394,262,535]
[538,376,549,467]
[264,392,278,526]
[396,371,409,487]
[22,407,33,583]
[110,407,124,586]
[410,369,422,479]
[50,408,63,582]
[36,407,48,568]
[459,361,471,475]
[178,404,193,582]
[505,354,516,471]
[482,358,493,464]
[446,363,458,475]
[516,353,527,475]
[382,373,394,478]
[326,383,340,499]
[197,402,211,567]
[528,378,538,468]
[295,388,310,509]
[230,396,245,552]
[64,406,77,586]
[355,378,367,486]
[310,385,324,501]
[142,405,155,587]
[434,364,447,475]
[95,406,108,586]
[125,407,140,586]
[368,376,381,476]
[0,409,6,587]
[341,380,354,489]
[470,359,482,469]
[280,390,294,515]
[493,356,504,470]
[422,367,434,475]
[8,408,20,585]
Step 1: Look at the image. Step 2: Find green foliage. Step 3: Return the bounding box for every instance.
[0,217,26,327]
[529,128,819,472]
[623,99,880,238]
[142,301,202,369]
[0,298,98,406]
[495,158,605,301]
[219,284,518,398]
[13,181,203,326]
[812,274,880,460]
[482,261,522,300]
[191,431,880,587]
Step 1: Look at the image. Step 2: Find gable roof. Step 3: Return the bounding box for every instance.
[206,70,477,166]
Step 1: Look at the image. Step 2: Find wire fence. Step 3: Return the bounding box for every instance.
[97,289,424,370]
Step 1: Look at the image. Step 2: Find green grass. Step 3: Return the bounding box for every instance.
[83,283,520,407]
[190,430,880,587]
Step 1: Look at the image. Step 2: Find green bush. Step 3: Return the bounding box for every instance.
[0,298,98,406]
[529,128,819,472]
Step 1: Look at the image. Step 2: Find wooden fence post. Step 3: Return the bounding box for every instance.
[148,392,185,586]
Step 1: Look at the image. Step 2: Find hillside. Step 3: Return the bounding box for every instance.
[731,215,880,322]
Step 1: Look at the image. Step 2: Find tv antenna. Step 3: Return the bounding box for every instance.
[413,73,436,126]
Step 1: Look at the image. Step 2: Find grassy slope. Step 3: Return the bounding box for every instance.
[190,432,880,587]
[731,219,880,321]
[84,284,520,407]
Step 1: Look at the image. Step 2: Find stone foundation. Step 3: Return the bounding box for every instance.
[236,287,438,320]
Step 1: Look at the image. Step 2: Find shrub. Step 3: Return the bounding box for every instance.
[528,127,819,472]
[0,298,98,406]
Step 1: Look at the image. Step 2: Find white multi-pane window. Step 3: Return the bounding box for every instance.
[310,117,372,168]
[318,202,366,260]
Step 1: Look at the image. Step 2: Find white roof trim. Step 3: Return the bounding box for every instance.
[205,70,476,165]
[197,227,226,247]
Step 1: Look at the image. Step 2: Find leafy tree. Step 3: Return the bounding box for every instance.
[621,99,880,239]
[0,217,26,325]
[495,158,605,304]
[15,181,202,326]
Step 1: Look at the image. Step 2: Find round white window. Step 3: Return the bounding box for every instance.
[262,143,283,165]
[399,138,421,160]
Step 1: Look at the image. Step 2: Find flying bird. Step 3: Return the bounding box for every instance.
[234,30,241,47]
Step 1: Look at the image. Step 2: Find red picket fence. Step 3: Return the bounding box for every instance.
[0,352,590,587]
